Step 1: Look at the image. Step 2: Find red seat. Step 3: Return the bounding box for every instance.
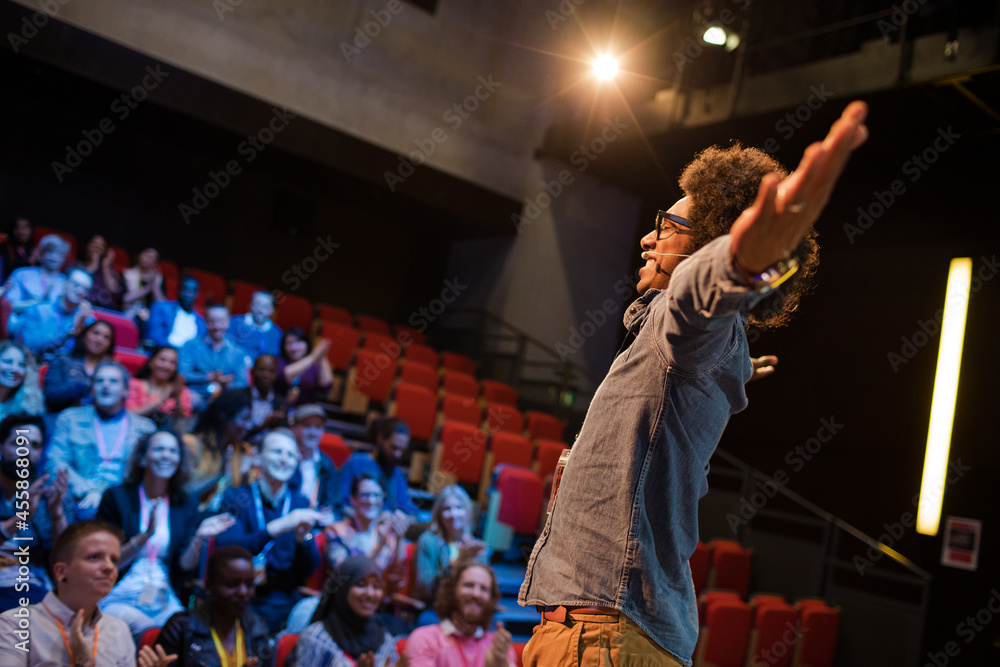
[163,276,178,301]
[34,227,77,262]
[748,601,797,667]
[157,260,180,282]
[393,324,427,346]
[700,599,752,667]
[316,304,352,326]
[396,638,408,657]
[37,364,48,385]
[275,294,313,331]
[275,633,298,667]
[363,332,396,354]
[495,466,544,534]
[185,268,227,306]
[441,351,475,375]
[392,382,437,441]
[0,297,11,340]
[750,593,789,625]
[481,380,518,407]
[689,541,710,597]
[107,246,130,274]
[230,280,264,315]
[319,432,352,468]
[535,439,569,479]
[795,603,839,667]
[513,642,526,667]
[709,540,753,599]
[306,530,329,591]
[94,309,140,349]
[699,590,742,624]
[399,361,438,393]
[350,349,395,404]
[434,421,487,484]
[114,349,148,376]
[140,627,160,650]
[404,343,438,367]
[525,411,564,442]
[440,393,482,425]
[319,322,361,373]
[442,371,478,399]
[355,314,390,335]
[490,432,534,470]
[485,403,524,434]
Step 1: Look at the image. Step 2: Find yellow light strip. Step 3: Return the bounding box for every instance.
[917,257,972,536]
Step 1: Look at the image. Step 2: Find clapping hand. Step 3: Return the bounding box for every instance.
[137,644,177,667]
[485,621,512,667]
[749,355,778,382]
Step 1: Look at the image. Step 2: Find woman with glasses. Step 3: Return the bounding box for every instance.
[327,473,406,572]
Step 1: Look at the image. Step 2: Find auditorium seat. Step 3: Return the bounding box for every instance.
[342,349,396,414]
[748,599,797,667]
[750,593,790,624]
[390,381,437,442]
[305,530,329,591]
[34,226,77,261]
[485,402,523,434]
[534,439,569,480]
[163,276,178,302]
[481,379,518,406]
[94,308,140,349]
[319,322,361,372]
[275,633,298,667]
[494,466,544,534]
[362,331,396,354]
[479,432,534,504]
[356,314,391,335]
[699,590,741,625]
[430,421,487,491]
[230,280,264,315]
[108,246,130,273]
[316,304,353,326]
[399,361,438,393]
[275,294,313,331]
[393,323,427,346]
[439,393,483,426]
[442,371,479,399]
[513,642,526,667]
[708,539,753,599]
[139,627,160,650]
[114,349,148,376]
[185,268,227,306]
[441,351,476,375]
[37,364,48,385]
[525,410,564,442]
[694,598,751,667]
[158,259,180,282]
[793,602,839,667]
[403,342,438,367]
[690,541,711,597]
[319,432,352,468]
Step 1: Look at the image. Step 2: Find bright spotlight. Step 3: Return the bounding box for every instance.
[702,26,727,45]
[593,54,618,80]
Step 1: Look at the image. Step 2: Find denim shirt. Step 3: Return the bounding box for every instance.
[519,235,765,665]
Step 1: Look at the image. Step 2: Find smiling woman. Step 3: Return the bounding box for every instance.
[0,341,43,422]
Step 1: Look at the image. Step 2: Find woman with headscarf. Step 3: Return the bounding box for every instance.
[290,556,399,667]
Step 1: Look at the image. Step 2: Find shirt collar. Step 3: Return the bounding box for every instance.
[43,591,104,626]
[623,289,662,333]
[244,313,272,332]
[251,386,274,402]
[440,618,485,639]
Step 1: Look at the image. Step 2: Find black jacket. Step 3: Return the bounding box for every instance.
[156,606,275,667]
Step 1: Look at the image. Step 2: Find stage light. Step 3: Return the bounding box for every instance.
[702,26,726,46]
[593,54,618,80]
[916,257,972,536]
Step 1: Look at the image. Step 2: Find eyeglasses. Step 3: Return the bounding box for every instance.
[655,211,691,241]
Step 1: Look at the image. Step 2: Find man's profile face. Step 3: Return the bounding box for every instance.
[379,431,409,465]
[637,197,693,295]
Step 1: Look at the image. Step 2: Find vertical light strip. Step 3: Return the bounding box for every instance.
[917,257,973,536]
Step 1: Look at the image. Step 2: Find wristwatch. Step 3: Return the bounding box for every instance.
[733,253,799,295]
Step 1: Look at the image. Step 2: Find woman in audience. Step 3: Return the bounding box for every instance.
[156,545,274,667]
[0,341,43,422]
[275,327,333,405]
[183,388,256,506]
[122,247,166,327]
[96,429,236,637]
[414,485,488,605]
[290,555,399,667]
[327,473,407,573]
[127,345,193,425]
[42,319,116,412]
[75,234,123,310]
[0,217,35,282]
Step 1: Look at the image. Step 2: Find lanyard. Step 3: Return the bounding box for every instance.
[138,486,169,564]
[210,620,245,667]
[93,414,129,463]
[42,603,98,666]
[251,482,291,533]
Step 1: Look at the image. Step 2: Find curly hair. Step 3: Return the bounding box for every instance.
[678,143,820,329]
[433,560,501,629]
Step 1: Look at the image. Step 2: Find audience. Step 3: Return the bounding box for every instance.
[19,266,94,362]
[406,561,514,667]
[122,248,166,332]
[44,361,157,521]
[126,345,193,426]
[0,520,176,667]
[146,275,205,349]
[0,341,44,421]
[96,429,235,637]
[415,485,488,606]
[183,388,255,506]
[0,414,67,610]
[290,555,399,667]
[0,217,36,282]
[156,545,275,667]
[339,417,419,518]
[229,291,283,358]
[42,319,116,413]
[275,327,332,406]
[246,354,286,444]
[215,430,326,634]
[3,234,69,325]
[75,234,123,311]
[179,304,251,412]
[287,404,337,510]
[327,474,406,574]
